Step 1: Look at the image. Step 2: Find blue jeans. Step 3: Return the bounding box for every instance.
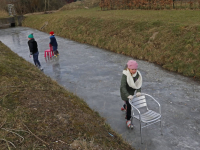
[33,52,41,67]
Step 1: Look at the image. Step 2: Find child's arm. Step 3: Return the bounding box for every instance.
[49,37,53,45]
[28,42,33,55]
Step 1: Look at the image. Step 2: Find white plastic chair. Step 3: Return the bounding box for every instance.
[129,93,162,143]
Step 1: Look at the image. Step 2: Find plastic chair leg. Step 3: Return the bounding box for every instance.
[49,51,52,57]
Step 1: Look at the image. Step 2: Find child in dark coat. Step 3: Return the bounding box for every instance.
[120,60,142,128]
[28,33,43,70]
[49,31,59,56]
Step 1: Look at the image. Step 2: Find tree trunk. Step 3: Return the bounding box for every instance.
[44,0,47,11]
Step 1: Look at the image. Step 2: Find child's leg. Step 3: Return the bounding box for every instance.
[32,56,37,66]
[126,100,131,121]
[33,52,41,67]
[53,50,57,55]
[121,101,127,111]
[126,100,133,128]
[33,52,38,66]
[53,46,58,55]
[123,103,126,109]
[56,46,59,54]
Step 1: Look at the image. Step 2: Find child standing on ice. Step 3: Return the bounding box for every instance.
[49,31,59,57]
[28,33,43,70]
[120,60,142,128]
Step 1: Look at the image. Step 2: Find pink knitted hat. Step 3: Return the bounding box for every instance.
[127,60,138,69]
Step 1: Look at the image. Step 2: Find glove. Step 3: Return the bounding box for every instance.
[136,92,141,97]
[127,95,133,99]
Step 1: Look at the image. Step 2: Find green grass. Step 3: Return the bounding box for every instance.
[22,7,200,79]
[0,41,134,149]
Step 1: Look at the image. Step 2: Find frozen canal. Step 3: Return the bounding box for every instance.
[0,27,200,150]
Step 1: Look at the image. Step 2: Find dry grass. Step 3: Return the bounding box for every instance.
[0,9,9,18]
[0,41,134,149]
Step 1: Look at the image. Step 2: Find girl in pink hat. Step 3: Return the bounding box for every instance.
[120,60,143,128]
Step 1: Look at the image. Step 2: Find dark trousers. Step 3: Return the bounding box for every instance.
[33,52,41,67]
[53,50,59,55]
[53,46,59,55]
[126,100,131,120]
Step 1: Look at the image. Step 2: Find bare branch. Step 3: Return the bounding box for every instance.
[0,138,16,149]
[0,119,6,129]
[22,122,50,146]
[1,128,24,143]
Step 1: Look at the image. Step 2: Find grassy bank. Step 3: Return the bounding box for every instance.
[0,9,9,18]
[22,7,200,79]
[0,41,133,149]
